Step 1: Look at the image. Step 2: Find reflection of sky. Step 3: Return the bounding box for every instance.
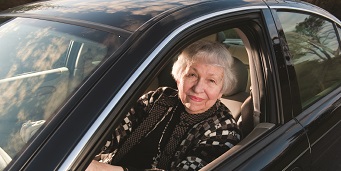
[25,0,190,14]
[9,0,205,32]
[0,18,69,157]
[0,17,116,158]
[0,18,67,78]
[278,12,308,32]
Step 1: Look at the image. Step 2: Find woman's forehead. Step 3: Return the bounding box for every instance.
[189,54,224,67]
[187,62,224,76]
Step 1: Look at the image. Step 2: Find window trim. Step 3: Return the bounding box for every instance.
[269,6,341,26]
[60,6,274,171]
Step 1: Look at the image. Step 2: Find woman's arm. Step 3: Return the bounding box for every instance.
[174,115,241,170]
[86,160,124,171]
[88,88,169,168]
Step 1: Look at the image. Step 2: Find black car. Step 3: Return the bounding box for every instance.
[0,0,340,170]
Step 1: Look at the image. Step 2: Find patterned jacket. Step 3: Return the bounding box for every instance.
[97,87,241,170]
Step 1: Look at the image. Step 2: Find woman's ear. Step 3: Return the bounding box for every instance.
[218,92,223,99]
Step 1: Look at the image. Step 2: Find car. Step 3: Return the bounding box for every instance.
[0,0,341,170]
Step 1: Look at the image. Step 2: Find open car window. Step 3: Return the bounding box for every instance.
[87,25,272,170]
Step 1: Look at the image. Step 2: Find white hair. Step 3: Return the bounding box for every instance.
[172,40,236,95]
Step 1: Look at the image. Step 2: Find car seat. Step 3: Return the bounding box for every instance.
[219,57,252,137]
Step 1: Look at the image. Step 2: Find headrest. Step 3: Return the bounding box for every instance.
[224,57,248,96]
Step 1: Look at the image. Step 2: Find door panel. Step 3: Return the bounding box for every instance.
[308,97,341,170]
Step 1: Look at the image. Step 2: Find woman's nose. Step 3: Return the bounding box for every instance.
[192,79,205,93]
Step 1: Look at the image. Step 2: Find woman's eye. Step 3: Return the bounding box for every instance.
[187,73,196,77]
[209,79,216,84]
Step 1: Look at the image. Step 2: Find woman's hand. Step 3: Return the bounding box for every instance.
[86,160,124,171]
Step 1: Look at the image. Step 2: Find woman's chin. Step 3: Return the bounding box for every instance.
[185,106,205,114]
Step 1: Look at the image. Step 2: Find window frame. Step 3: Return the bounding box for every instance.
[70,10,282,171]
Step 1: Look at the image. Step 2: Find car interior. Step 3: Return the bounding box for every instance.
[146,28,259,137]
[141,27,276,168]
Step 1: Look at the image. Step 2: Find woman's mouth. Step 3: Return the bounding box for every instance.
[189,95,204,102]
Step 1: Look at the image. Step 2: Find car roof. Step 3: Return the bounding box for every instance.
[0,0,274,33]
[0,0,208,33]
[1,0,336,35]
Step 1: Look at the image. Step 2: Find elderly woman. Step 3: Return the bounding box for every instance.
[87,40,241,171]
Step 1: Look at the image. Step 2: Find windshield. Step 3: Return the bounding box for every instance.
[0,16,128,169]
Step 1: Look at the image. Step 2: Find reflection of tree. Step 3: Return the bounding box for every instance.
[284,14,341,105]
[296,15,324,37]
[287,16,339,61]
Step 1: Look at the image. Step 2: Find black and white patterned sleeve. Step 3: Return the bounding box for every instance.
[176,114,241,170]
[95,89,161,163]
[115,92,153,137]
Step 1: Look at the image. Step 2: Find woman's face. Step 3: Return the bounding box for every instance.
[177,61,224,114]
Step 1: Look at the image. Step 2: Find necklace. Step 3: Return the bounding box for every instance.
[145,103,178,171]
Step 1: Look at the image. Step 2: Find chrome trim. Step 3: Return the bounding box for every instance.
[58,5,268,171]
[0,67,68,83]
[270,6,341,25]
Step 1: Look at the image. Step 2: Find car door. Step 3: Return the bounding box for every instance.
[273,5,341,171]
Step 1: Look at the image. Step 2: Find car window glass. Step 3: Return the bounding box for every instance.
[0,17,127,162]
[278,12,341,108]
